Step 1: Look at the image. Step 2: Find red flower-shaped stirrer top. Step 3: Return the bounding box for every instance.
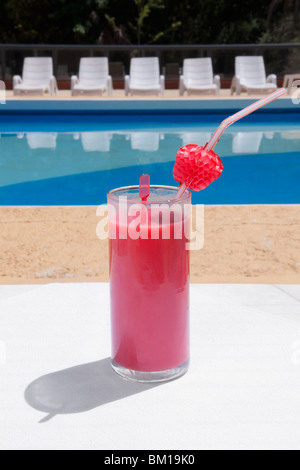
[174,88,287,198]
[174,144,223,193]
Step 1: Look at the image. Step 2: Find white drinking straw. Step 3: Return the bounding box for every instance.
[205,88,287,152]
[176,88,287,199]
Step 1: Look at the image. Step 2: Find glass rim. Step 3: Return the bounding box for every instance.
[107,185,191,204]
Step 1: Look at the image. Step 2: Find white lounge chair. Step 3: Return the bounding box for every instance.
[179,58,220,96]
[71,58,113,96]
[13,57,57,96]
[125,57,164,96]
[231,56,277,95]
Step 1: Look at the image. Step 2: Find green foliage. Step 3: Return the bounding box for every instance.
[0,0,298,45]
[93,0,109,7]
[0,0,90,43]
[129,0,165,44]
[218,18,266,44]
[73,24,88,37]
[149,22,182,45]
[259,2,300,75]
[261,0,300,43]
[261,14,300,43]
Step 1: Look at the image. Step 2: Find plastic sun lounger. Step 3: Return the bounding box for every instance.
[179,58,220,96]
[71,58,113,96]
[125,57,164,96]
[13,57,57,96]
[231,56,277,95]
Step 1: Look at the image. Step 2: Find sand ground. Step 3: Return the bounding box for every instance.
[0,205,299,285]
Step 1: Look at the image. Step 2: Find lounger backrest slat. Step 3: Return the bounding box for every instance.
[183,58,214,86]
[22,58,53,85]
[78,58,109,84]
[235,56,267,85]
[129,58,160,87]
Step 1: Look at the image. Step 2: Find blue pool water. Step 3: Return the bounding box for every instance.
[0,113,299,205]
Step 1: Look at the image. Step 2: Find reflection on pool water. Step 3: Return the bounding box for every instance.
[0,123,299,205]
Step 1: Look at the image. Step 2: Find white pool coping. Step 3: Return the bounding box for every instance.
[0,91,297,113]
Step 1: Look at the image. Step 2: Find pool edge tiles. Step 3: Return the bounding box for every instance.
[0,96,298,115]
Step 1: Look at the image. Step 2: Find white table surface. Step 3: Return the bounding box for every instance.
[0,282,300,450]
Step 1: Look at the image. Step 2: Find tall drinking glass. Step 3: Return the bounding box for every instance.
[107,185,191,382]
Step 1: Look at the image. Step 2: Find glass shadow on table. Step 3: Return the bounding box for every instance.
[24,357,159,423]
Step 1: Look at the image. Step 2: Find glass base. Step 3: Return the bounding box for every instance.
[111,359,189,383]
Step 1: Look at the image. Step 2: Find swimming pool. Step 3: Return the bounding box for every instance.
[0,112,299,205]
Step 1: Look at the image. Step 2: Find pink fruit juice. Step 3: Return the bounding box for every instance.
[108,186,191,376]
